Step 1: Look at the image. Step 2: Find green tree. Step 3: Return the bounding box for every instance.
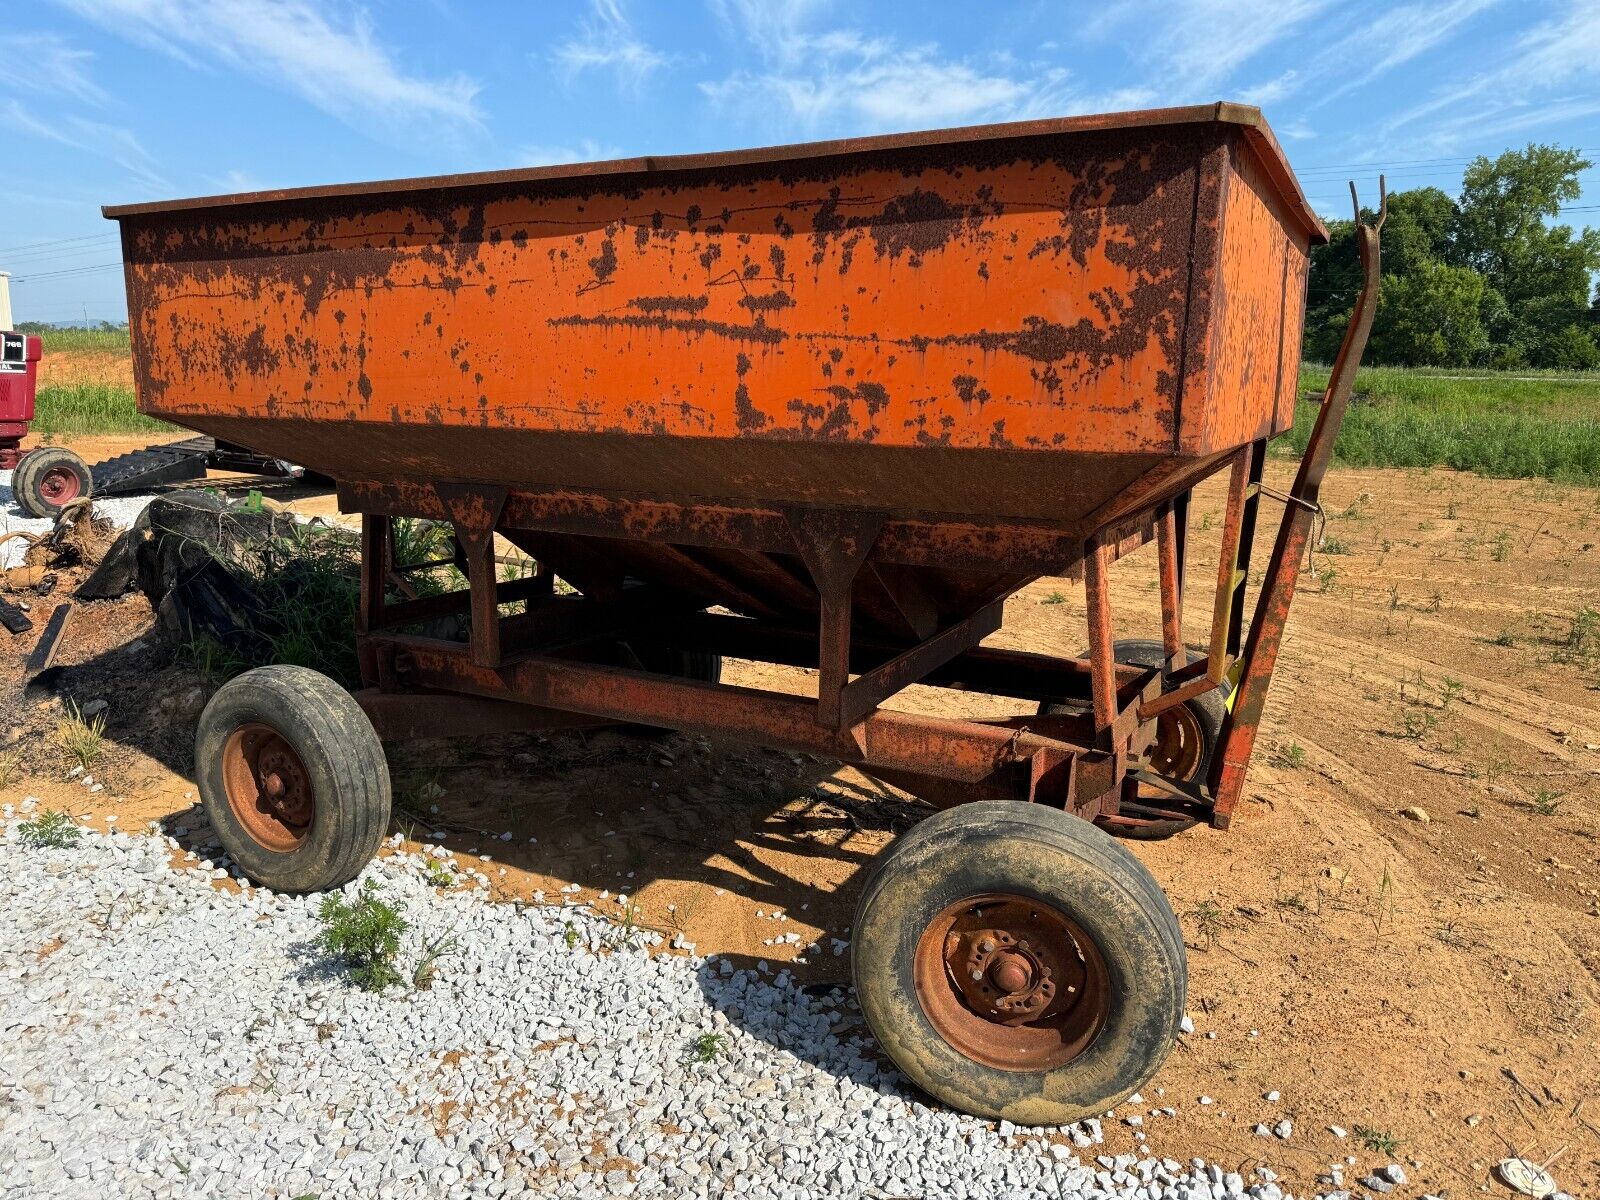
[1367,262,1488,366]
[1303,145,1600,368]
[1450,145,1600,367]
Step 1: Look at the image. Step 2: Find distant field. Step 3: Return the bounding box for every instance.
[31,383,169,438]
[36,327,132,353]
[1285,364,1600,485]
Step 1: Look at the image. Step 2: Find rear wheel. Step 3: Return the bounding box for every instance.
[853,801,1185,1125]
[1043,639,1226,787]
[196,665,390,893]
[13,447,93,519]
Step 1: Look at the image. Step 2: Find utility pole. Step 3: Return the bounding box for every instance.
[0,271,12,330]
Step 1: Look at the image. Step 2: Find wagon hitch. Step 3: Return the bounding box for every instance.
[1207,177,1386,827]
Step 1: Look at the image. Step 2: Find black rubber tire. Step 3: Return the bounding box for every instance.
[853,801,1186,1125]
[196,665,391,893]
[1045,638,1227,785]
[12,447,93,519]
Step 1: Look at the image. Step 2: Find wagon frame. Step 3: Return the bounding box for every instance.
[107,107,1385,1124]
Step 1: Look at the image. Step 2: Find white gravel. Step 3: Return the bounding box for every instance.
[0,813,1334,1200]
[0,469,155,569]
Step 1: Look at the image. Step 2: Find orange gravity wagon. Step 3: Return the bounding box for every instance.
[106,103,1382,1124]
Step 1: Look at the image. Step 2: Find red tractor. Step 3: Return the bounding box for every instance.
[1,330,93,519]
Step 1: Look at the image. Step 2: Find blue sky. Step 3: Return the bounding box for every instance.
[3,0,1597,323]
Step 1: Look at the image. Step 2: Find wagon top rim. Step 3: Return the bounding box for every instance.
[101,101,1327,244]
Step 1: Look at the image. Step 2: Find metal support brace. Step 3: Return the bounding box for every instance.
[434,483,510,670]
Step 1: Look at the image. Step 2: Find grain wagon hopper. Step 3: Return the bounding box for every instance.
[106,103,1382,1124]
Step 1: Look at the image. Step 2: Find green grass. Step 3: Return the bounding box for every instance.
[35,327,131,353]
[1285,365,1600,484]
[31,382,172,438]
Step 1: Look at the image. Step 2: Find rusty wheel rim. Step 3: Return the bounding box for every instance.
[221,723,314,852]
[1147,704,1205,782]
[38,466,82,506]
[913,892,1111,1072]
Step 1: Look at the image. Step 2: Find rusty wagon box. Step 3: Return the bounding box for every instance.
[106,103,1381,1125]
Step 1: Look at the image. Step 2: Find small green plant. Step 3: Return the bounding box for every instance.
[1271,742,1307,770]
[1530,789,1563,817]
[1372,864,1395,939]
[606,899,646,950]
[1320,535,1351,555]
[1354,1125,1401,1156]
[315,880,408,992]
[1188,900,1223,950]
[1387,583,1401,611]
[1491,629,1516,647]
[1491,530,1513,562]
[411,932,460,991]
[52,701,106,772]
[1040,591,1067,605]
[563,922,580,951]
[1398,708,1436,740]
[1445,499,1459,520]
[1556,606,1599,666]
[1438,677,1464,709]
[423,859,455,889]
[1318,564,1339,592]
[17,809,81,849]
[686,1032,727,1063]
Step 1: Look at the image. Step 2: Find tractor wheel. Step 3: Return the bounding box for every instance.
[13,447,93,519]
[196,665,391,893]
[852,800,1185,1125]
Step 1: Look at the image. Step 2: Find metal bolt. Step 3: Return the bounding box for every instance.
[979,939,995,953]
[969,969,984,982]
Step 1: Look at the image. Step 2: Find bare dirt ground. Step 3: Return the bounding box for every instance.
[3,424,1597,1197]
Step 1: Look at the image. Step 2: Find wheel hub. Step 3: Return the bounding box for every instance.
[221,723,314,852]
[914,893,1109,1071]
[38,466,81,504]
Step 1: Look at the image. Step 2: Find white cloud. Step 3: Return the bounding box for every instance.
[700,3,1149,133]
[2,99,170,192]
[1087,0,1335,94]
[553,0,669,91]
[52,0,481,134]
[518,139,625,167]
[1379,0,1600,150]
[0,32,107,104]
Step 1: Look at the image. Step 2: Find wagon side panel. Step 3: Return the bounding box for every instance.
[1185,139,1314,454]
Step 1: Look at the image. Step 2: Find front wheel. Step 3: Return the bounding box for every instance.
[196,665,391,893]
[852,801,1185,1125]
[13,447,93,519]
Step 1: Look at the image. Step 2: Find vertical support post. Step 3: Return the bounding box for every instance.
[1207,446,1252,678]
[357,513,390,636]
[433,484,510,671]
[1156,502,1183,667]
[1226,440,1268,657]
[1083,534,1117,739]
[785,509,886,730]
